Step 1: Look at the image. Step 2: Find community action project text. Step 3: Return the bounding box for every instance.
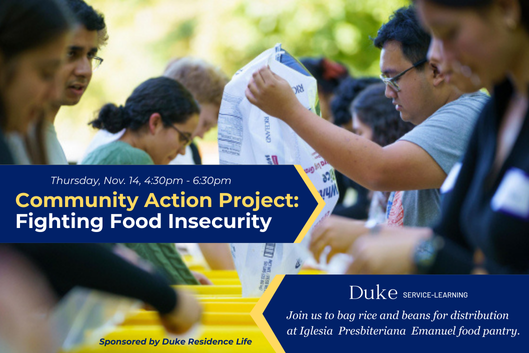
[14,191,298,233]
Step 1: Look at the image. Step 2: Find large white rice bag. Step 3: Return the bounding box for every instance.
[219,44,339,297]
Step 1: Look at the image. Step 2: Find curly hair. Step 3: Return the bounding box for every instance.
[331,77,380,127]
[351,83,414,147]
[63,0,108,47]
[163,57,229,106]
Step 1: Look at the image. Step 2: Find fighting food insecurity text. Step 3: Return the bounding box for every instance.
[15,191,299,233]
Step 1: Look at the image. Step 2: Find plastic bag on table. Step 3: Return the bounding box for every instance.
[230,242,311,297]
[51,288,140,351]
[219,44,339,297]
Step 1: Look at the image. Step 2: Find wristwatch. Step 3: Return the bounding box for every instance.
[413,236,444,274]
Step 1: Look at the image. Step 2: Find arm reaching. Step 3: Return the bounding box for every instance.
[246,66,446,191]
[198,243,235,270]
[309,216,369,263]
[346,226,432,274]
[160,289,202,335]
[11,244,202,334]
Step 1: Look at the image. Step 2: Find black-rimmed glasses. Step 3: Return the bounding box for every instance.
[380,58,427,92]
[92,56,103,71]
[169,124,193,148]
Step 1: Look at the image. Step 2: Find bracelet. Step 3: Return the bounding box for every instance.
[413,236,444,274]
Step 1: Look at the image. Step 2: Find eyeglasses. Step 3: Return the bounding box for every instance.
[169,124,193,148]
[380,58,427,92]
[92,56,104,71]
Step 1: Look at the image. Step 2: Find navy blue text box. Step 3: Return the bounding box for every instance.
[0,165,319,243]
[266,275,529,353]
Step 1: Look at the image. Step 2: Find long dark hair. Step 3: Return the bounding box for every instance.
[0,0,72,62]
[90,77,200,133]
[0,0,72,163]
[331,77,381,127]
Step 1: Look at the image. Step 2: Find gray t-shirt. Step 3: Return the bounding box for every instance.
[386,91,489,227]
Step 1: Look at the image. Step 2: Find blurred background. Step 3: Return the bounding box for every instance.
[56,0,407,163]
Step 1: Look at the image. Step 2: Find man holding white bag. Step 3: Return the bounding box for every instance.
[245,6,488,261]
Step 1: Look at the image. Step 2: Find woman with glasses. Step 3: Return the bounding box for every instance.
[81,59,234,274]
[345,0,529,275]
[82,76,198,165]
[81,76,204,285]
[81,57,229,165]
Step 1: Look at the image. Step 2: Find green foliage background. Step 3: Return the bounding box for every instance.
[56,0,408,161]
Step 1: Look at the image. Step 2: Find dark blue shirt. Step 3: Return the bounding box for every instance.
[432,79,529,274]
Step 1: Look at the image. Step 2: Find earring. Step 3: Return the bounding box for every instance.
[458,64,482,88]
[460,65,473,78]
[506,18,517,30]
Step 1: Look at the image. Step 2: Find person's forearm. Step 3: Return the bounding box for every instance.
[286,106,394,191]
[246,67,443,191]
[198,243,235,270]
[12,244,178,314]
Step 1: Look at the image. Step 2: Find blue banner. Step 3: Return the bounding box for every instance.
[0,165,323,243]
[253,275,529,353]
